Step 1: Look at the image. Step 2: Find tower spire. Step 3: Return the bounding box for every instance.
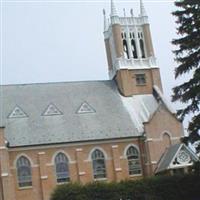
[110,0,120,25]
[140,0,147,16]
[103,9,107,31]
[111,0,118,17]
[130,9,134,17]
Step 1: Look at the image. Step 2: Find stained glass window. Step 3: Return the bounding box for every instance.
[55,153,70,183]
[126,146,142,175]
[17,156,32,187]
[92,149,106,179]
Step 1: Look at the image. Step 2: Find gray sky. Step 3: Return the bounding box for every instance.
[1,0,188,126]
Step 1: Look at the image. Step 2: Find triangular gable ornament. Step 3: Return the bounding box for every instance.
[8,106,28,118]
[171,144,199,167]
[76,102,96,114]
[42,103,63,116]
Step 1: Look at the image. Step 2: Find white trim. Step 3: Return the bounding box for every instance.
[169,163,193,170]
[41,176,48,180]
[184,144,199,161]
[88,147,108,161]
[84,159,91,163]
[76,148,83,152]
[123,144,140,158]
[169,144,199,169]
[129,174,142,177]
[115,168,122,172]
[145,137,180,142]
[1,173,8,177]
[38,152,45,155]
[18,186,33,190]
[0,146,7,150]
[14,153,34,167]
[51,150,72,164]
[145,138,153,142]
[94,178,107,182]
[79,172,86,176]
[171,137,180,140]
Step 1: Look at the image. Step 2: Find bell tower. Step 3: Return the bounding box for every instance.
[103,0,163,96]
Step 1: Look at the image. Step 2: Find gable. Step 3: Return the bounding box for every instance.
[169,144,199,169]
[144,103,184,139]
[155,144,199,174]
[147,103,179,125]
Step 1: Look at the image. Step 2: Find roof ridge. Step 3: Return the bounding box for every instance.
[0,79,111,87]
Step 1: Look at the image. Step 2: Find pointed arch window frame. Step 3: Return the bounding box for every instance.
[122,39,130,59]
[131,39,138,59]
[16,156,32,188]
[54,152,70,183]
[91,149,107,180]
[126,145,142,176]
[139,38,146,58]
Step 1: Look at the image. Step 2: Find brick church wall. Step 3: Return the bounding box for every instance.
[7,138,143,200]
[144,105,184,174]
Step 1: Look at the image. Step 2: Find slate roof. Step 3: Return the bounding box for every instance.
[0,80,160,147]
[155,143,182,174]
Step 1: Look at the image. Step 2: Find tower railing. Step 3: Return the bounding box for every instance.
[114,56,157,70]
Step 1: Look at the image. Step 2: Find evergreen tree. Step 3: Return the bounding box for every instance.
[172,0,200,151]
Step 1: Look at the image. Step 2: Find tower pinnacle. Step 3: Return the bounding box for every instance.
[140,0,147,17]
[103,9,107,31]
[130,9,134,17]
[110,0,118,17]
[110,0,120,25]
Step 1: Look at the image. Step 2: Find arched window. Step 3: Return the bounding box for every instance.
[139,39,146,58]
[91,149,106,179]
[123,40,129,59]
[131,39,138,58]
[16,156,32,188]
[126,146,142,175]
[163,133,171,148]
[55,153,70,183]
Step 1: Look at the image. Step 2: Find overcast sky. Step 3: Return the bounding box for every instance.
[1,0,189,127]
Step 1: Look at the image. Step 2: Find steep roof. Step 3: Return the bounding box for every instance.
[0,80,160,147]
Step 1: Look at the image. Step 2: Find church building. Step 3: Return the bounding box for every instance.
[0,1,198,200]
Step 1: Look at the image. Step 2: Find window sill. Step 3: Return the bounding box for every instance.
[129,174,143,177]
[56,181,70,185]
[94,178,107,182]
[18,186,33,190]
